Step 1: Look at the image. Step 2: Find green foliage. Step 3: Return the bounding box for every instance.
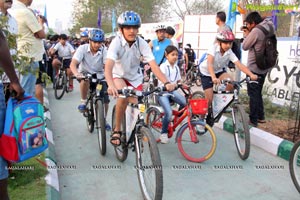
[239,86,292,120]
[8,154,47,200]
[0,16,33,76]
[70,0,171,34]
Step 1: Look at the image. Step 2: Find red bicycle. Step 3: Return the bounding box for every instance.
[146,85,217,163]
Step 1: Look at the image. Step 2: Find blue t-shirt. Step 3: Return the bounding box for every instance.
[152,38,171,65]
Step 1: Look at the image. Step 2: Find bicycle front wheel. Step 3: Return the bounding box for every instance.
[54,71,67,99]
[146,107,163,142]
[135,126,163,200]
[177,120,216,163]
[289,140,300,193]
[112,105,128,162]
[96,100,106,155]
[86,98,94,133]
[232,104,250,160]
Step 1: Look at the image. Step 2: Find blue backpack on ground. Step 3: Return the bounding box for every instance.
[0,94,48,163]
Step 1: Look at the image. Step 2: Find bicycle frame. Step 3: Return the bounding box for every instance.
[211,79,242,123]
[149,86,199,142]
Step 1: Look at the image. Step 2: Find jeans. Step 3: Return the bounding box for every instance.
[158,90,186,134]
[0,84,8,180]
[20,61,39,96]
[247,73,266,125]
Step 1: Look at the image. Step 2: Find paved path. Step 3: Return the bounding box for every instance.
[47,83,299,200]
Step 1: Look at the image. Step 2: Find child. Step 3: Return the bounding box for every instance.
[158,45,186,144]
[199,30,258,126]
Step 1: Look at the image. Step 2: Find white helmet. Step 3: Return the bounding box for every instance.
[154,24,166,32]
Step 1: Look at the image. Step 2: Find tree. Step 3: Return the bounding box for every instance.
[70,0,171,35]
[171,0,225,20]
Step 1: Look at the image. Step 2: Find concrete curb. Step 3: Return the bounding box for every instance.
[214,116,294,161]
[43,88,60,200]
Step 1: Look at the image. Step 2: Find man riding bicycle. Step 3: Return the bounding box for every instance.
[105,11,175,146]
[70,28,111,131]
[50,34,75,91]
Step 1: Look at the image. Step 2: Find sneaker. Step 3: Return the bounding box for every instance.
[78,103,86,112]
[68,85,74,92]
[105,123,112,131]
[160,134,169,144]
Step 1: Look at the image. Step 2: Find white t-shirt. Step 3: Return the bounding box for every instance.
[200,43,238,76]
[53,42,75,59]
[158,60,181,87]
[73,43,106,78]
[106,33,154,87]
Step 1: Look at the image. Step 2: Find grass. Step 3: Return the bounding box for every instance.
[239,88,293,120]
[7,153,47,200]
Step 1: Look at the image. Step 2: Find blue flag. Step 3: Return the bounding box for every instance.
[272,0,279,30]
[226,0,240,30]
[97,8,101,28]
[43,5,48,27]
[112,9,116,33]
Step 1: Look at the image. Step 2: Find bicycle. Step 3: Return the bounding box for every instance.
[54,58,71,99]
[76,73,108,155]
[111,86,163,200]
[183,63,202,87]
[192,77,253,160]
[146,84,217,163]
[289,139,300,193]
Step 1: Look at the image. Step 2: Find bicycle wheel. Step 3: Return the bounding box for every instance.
[232,104,250,160]
[191,91,205,99]
[146,107,163,142]
[54,71,67,100]
[96,100,106,155]
[185,70,193,84]
[290,140,300,193]
[86,98,94,133]
[195,76,202,87]
[135,126,163,200]
[177,120,217,163]
[112,105,128,162]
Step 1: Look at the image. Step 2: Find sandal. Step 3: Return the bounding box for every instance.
[110,131,122,146]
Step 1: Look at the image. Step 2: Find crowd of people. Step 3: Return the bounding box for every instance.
[0,0,275,197]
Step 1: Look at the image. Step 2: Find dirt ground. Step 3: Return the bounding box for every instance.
[258,119,300,143]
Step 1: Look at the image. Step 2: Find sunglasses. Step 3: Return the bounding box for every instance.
[5,0,12,3]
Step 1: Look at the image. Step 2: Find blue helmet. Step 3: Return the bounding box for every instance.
[88,29,105,42]
[80,31,88,37]
[117,11,141,28]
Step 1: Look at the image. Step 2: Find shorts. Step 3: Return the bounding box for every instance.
[124,79,143,91]
[201,70,226,90]
[36,60,47,85]
[58,57,71,69]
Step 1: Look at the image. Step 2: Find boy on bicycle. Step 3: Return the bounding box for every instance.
[70,28,111,130]
[105,11,175,146]
[199,30,257,126]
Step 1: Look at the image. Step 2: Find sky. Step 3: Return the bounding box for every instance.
[30,0,75,31]
[28,0,231,32]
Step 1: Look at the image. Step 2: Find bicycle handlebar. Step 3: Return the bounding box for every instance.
[116,86,166,98]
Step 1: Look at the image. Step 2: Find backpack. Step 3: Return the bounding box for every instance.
[228,38,242,69]
[0,95,48,163]
[254,24,279,70]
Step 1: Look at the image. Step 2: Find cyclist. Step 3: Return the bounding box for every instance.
[157,45,186,144]
[80,31,89,45]
[70,28,111,131]
[49,33,75,91]
[199,30,258,126]
[105,11,175,146]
